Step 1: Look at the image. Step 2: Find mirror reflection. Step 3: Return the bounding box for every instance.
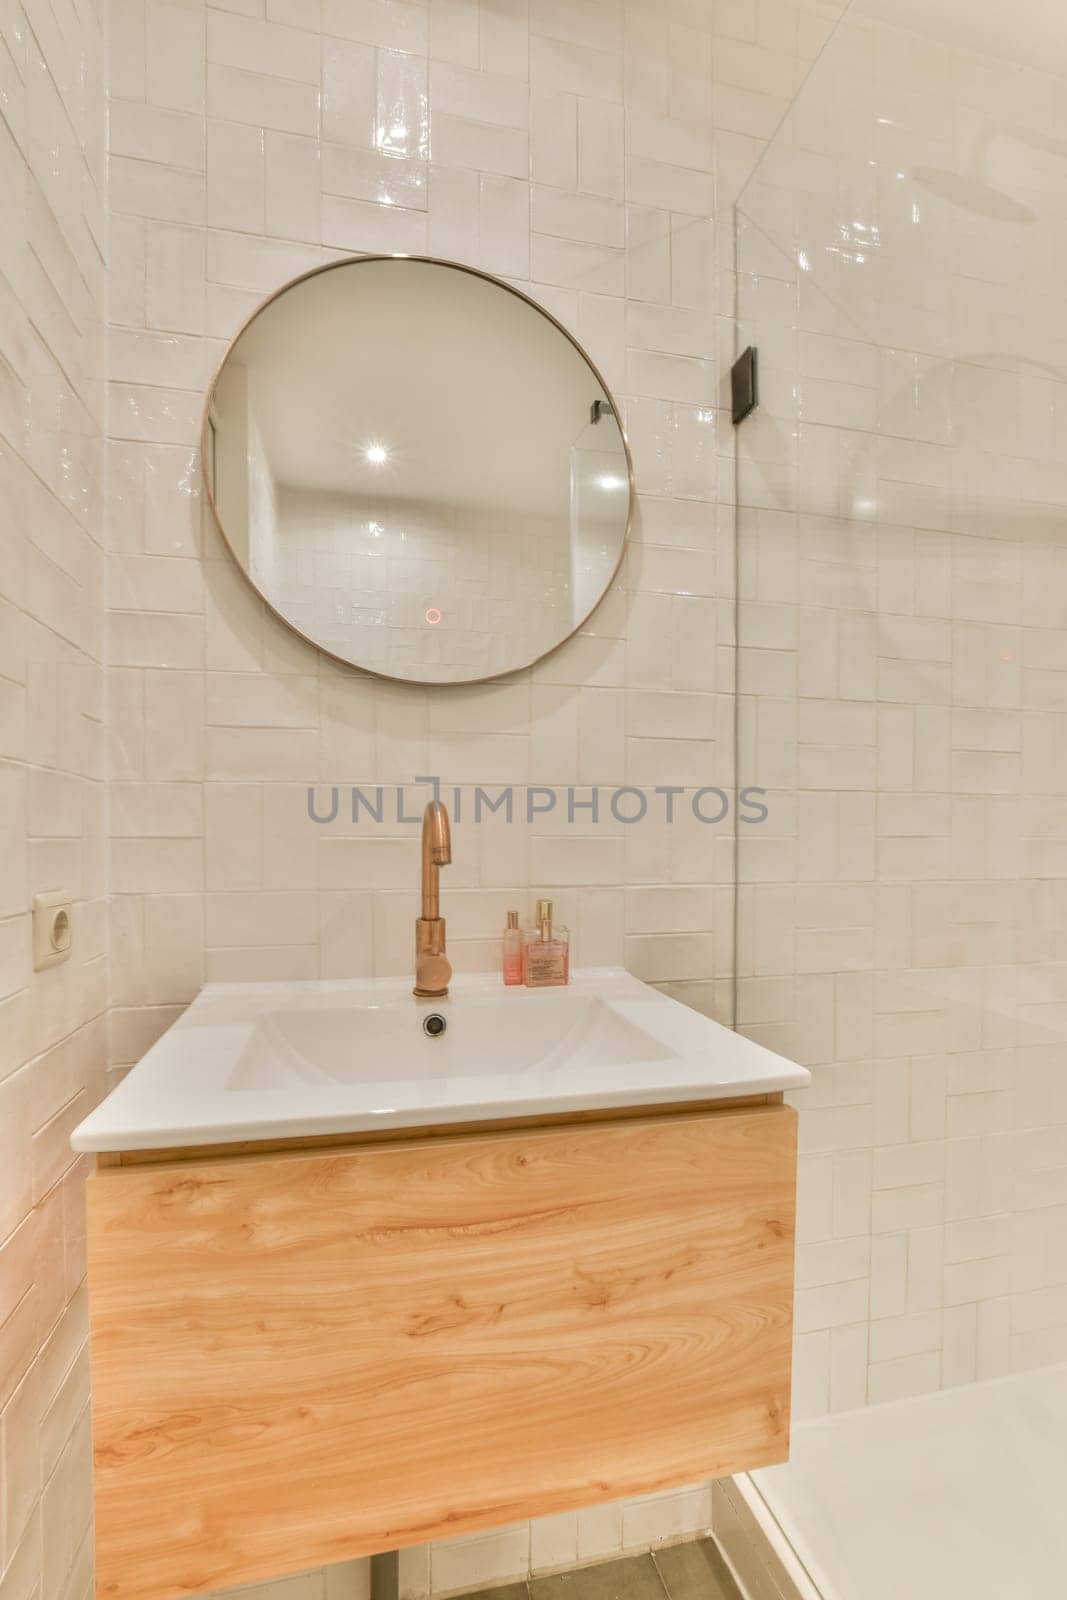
[205,257,630,684]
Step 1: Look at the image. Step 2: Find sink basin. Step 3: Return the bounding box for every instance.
[230,990,673,1088]
[71,967,810,1152]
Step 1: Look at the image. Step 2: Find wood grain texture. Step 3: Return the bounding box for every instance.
[93,1093,785,1167]
[87,1107,798,1600]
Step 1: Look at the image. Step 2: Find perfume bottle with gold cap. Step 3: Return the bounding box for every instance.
[523,898,570,987]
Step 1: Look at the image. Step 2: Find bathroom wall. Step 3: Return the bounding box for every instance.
[101,0,842,1595]
[0,3,108,1600]
[735,0,1067,1415]
[104,0,849,1056]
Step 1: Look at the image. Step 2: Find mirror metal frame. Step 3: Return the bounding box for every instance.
[200,254,635,687]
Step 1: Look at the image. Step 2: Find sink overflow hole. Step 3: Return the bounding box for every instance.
[422,1014,447,1038]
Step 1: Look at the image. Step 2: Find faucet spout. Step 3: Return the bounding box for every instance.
[414,800,452,998]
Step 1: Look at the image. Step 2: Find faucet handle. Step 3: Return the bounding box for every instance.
[414,916,450,998]
[414,951,452,998]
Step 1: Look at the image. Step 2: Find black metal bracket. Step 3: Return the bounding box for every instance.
[731,346,759,425]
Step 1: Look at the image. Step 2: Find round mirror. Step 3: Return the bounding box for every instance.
[203,256,632,685]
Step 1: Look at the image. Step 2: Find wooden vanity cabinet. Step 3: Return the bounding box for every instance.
[86,1102,798,1600]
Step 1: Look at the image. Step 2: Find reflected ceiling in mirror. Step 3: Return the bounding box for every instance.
[203,257,632,685]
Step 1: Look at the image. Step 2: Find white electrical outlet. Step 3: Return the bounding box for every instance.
[33,891,73,971]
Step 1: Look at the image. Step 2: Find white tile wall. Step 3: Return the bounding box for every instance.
[0,3,108,1600]
[736,3,1067,1416]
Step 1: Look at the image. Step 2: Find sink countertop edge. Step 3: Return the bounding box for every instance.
[72,967,811,1154]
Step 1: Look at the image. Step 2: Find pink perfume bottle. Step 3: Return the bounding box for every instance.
[502,910,523,986]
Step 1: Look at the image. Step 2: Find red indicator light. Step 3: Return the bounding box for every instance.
[424,607,442,625]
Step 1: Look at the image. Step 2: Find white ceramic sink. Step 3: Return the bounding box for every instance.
[71,967,810,1152]
[229,990,675,1088]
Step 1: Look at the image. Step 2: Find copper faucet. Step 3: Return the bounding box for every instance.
[414,799,452,998]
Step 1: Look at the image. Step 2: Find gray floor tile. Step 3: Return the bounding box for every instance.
[652,1539,741,1600]
[452,1584,529,1600]
[529,1554,669,1600]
